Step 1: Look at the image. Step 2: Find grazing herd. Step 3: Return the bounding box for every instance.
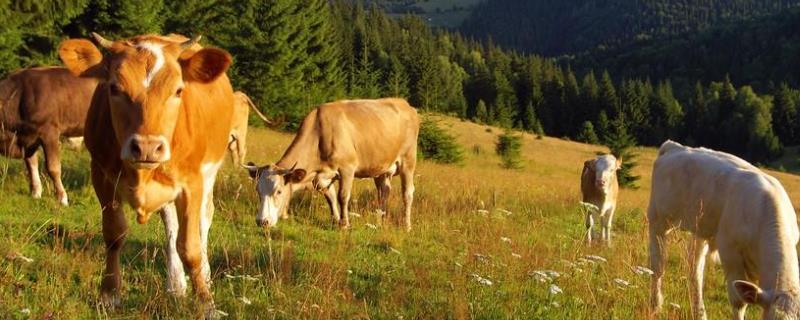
[1,32,799,319]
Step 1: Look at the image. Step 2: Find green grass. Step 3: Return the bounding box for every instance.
[2,115,790,319]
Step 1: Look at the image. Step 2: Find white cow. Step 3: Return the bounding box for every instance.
[648,140,800,320]
[580,154,621,244]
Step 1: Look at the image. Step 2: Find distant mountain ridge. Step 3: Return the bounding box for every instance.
[459,0,800,56]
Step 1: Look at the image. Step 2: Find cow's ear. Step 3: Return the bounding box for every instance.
[734,280,769,306]
[59,39,106,78]
[616,157,623,170]
[286,169,306,184]
[582,160,595,175]
[180,48,231,83]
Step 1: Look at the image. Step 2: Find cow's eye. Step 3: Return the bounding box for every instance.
[174,87,183,98]
[277,190,282,195]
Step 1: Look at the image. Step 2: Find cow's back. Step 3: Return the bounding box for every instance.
[650,142,793,239]
[2,67,97,137]
[315,98,419,176]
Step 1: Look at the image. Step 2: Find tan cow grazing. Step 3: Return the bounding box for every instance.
[59,33,234,315]
[244,98,419,230]
[648,140,800,320]
[0,67,99,205]
[580,154,620,244]
[228,91,270,166]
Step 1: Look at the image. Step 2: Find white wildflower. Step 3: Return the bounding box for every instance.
[529,271,551,283]
[633,266,654,276]
[476,209,490,215]
[20,309,30,315]
[390,247,402,255]
[350,212,362,217]
[613,278,630,288]
[365,223,378,230]
[584,255,607,263]
[497,209,513,216]
[454,262,463,268]
[511,253,522,259]
[471,274,493,286]
[670,303,681,309]
[500,237,512,243]
[579,202,599,211]
[213,309,229,317]
[549,284,563,295]
[551,301,560,308]
[239,296,252,305]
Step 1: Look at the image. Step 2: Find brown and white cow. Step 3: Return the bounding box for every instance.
[244,98,419,230]
[580,154,620,244]
[59,33,234,313]
[649,140,800,320]
[0,67,99,205]
[227,91,270,166]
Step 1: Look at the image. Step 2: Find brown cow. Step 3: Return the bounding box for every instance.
[244,98,419,230]
[0,67,98,205]
[228,91,270,166]
[59,33,234,315]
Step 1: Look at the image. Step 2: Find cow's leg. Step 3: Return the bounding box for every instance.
[718,245,748,320]
[648,210,668,314]
[93,164,127,308]
[399,164,415,231]
[689,236,709,320]
[160,203,187,296]
[602,206,615,244]
[322,184,341,225]
[584,208,594,243]
[41,134,68,206]
[200,163,221,286]
[374,175,391,218]
[337,169,355,229]
[23,148,42,199]
[200,192,214,285]
[175,182,215,313]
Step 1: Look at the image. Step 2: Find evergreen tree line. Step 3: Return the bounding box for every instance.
[1,1,797,163]
[460,0,800,56]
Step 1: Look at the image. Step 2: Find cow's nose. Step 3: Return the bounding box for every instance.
[256,218,269,227]
[125,135,170,164]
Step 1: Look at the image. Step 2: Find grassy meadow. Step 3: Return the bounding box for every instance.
[4,114,800,319]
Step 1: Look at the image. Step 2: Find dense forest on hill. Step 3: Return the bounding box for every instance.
[571,7,800,94]
[1,0,799,165]
[460,0,800,56]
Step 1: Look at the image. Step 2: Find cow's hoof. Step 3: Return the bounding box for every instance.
[339,223,351,230]
[57,194,69,206]
[31,190,42,199]
[99,292,121,310]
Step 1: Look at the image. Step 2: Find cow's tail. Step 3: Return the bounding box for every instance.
[658,140,683,156]
[240,93,272,124]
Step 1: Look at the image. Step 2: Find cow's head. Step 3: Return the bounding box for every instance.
[243,162,306,227]
[58,33,232,170]
[583,154,621,193]
[734,280,800,319]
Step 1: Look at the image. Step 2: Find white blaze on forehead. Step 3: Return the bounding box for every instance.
[594,155,618,174]
[137,42,165,88]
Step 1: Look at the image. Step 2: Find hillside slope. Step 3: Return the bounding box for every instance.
[2,115,796,318]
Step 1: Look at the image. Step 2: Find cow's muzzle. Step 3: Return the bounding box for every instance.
[121,134,171,169]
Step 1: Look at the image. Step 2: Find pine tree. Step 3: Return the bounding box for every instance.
[475,99,489,123]
[772,83,799,145]
[687,81,709,145]
[577,121,600,144]
[66,0,164,39]
[492,70,517,128]
[521,102,544,135]
[596,110,611,144]
[603,115,640,189]
[598,70,619,118]
[496,130,524,169]
[384,56,409,98]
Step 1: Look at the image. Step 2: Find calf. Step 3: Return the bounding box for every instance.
[649,140,800,320]
[244,98,419,230]
[580,154,620,244]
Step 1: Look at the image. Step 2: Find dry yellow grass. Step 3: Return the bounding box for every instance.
[2,113,798,318]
